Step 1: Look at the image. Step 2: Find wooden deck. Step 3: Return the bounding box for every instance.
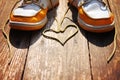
[0,0,120,80]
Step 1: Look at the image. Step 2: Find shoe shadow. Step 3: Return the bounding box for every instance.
[9,29,32,49]
[85,29,115,47]
[9,7,58,49]
[69,3,114,47]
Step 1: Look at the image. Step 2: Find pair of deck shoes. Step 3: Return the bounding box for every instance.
[9,0,114,33]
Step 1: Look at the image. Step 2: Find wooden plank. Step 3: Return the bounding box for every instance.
[108,0,120,40]
[0,0,6,15]
[86,31,118,80]
[2,29,31,80]
[87,0,120,80]
[0,0,31,80]
[108,0,120,80]
[23,0,91,80]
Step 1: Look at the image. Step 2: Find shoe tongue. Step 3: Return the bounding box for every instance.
[13,3,41,17]
[82,0,110,19]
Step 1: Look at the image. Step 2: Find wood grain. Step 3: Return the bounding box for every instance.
[23,0,91,80]
[0,0,120,80]
[108,0,120,40]
[0,0,31,80]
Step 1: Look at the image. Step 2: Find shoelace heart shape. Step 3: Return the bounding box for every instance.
[42,18,78,45]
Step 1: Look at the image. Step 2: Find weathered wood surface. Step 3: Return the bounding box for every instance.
[0,0,30,80]
[0,0,120,80]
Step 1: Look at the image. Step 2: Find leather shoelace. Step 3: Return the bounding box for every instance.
[1,21,12,64]
[1,0,22,64]
[107,26,117,63]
